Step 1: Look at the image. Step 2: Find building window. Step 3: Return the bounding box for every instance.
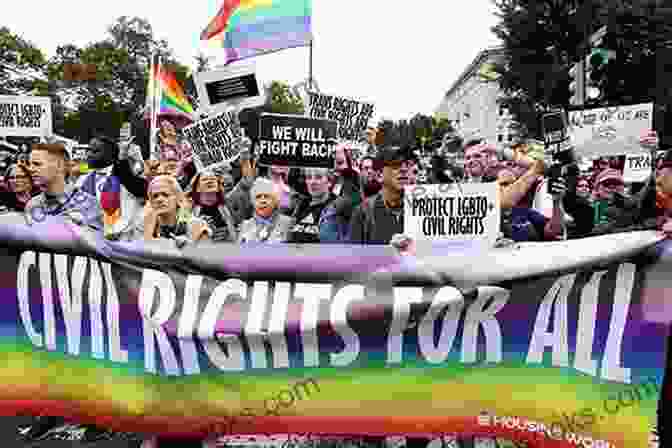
[497,135,503,142]
[508,135,514,142]
[499,106,506,117]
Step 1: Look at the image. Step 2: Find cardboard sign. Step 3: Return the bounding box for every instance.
[182,110,243,170]
[568,103,652,158]
[306,92,374,143]
[404,183,500,247]
[257,114,338,168]
[0,96,52,138]
[623,153,653,183]
[194,63,264,116]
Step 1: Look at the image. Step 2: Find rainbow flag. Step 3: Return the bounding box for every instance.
[144,62,195,125]
[201,0,312,64]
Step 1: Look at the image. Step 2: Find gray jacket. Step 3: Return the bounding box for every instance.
[237,212,293,244]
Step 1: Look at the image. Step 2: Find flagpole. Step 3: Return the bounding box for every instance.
[149,53,160,160]
[308,39,313,90]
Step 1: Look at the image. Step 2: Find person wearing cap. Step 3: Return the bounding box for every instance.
[25,142,102,227]
[188,169,237,242]
[75,130,146,240]
[140,175,211,244]
[237,177,292,243]
[590,130,659,235]
[350,146,417,244]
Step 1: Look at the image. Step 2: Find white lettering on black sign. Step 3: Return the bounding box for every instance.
[257,114,338,168]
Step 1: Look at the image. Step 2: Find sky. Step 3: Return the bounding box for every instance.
[4,0,501,122]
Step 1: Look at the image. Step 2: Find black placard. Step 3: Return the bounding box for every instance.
[205,74,260,105]
[257,114,338,168]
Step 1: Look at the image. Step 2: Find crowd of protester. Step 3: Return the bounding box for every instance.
[0,118,669,448]
[0,120,667,251]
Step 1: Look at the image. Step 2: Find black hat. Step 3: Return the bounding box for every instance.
[374,146,418,170]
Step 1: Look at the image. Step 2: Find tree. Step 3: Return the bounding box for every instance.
[0,26,47,95]
[266,80,304,115]
[492,0,672,142]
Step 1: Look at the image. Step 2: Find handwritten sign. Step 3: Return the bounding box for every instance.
[568,103,652,159]
[0,96,52,138]
[623,153,652,183]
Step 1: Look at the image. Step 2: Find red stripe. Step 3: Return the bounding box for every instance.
[0,401,625,447]
[201,0,242,40]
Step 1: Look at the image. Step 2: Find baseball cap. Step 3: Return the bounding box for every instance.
[374,146,419,170]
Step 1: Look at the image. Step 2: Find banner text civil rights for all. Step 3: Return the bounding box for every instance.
[1,235,668,447]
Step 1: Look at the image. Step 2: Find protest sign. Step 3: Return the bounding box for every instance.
[568,103,652,159]
[0,95,52,138]
[623,153,652,183]
[0,217,666,448]
[257,113,338,168]
[404,183,500,247]
[306,92,374,143]
[194,63,264,116]
[182,110,243,170]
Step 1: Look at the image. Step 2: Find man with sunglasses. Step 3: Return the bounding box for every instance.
[350,146,417,244]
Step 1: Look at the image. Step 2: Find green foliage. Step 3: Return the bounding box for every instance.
[375,115,454,150]
[0,27,47,95]
[266,80,305,115]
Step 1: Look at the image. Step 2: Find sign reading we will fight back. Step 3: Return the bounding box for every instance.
[257,113,338,168]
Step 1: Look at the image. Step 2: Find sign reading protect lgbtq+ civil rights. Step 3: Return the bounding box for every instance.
[257,113,338,168]
[306,92,375,144]
[0,95,53,138]
[182,110,243,171]
[404,183,500,247]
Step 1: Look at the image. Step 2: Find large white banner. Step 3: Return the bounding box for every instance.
[0,96,52,138]
[568,103,652,159]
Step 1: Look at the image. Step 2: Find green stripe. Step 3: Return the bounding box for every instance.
[229,0,311,28]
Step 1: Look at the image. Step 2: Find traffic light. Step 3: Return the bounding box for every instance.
[584,26,616,102]
[569,60,585,106]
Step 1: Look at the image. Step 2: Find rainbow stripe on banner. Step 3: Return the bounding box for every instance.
[0,219,668,448]
[201,0,312,64]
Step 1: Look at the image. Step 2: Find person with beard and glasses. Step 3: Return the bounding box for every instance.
[237,177,293,244]
[350,146,417,245]
[287,167,348,243]
[75,131,146,240]
[188,170,237,242]
[463,141,498,183]
[359,155,383,201]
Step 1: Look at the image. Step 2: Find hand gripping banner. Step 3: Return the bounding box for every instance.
[0,213,669,448]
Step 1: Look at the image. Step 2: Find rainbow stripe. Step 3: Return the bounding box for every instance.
[145,64,195,124]
[201,0,312,64]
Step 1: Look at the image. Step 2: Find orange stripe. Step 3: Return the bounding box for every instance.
[201,0,243,40]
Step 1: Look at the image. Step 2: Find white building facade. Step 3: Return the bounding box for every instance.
[435,47,517,148]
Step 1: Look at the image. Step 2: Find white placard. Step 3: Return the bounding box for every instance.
[194,63,265,116]
[0,95,52,138]
[403,183,500,247]
[305,91,374,144]
[568,103,652,159]
[182,109,243,171]
[622,153,652,183]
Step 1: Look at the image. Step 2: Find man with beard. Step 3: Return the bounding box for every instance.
[463,140,498,183]
[350,146,417,244]
[76,130,146,240]
[359,155,382,201]
[287,167,347,243]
